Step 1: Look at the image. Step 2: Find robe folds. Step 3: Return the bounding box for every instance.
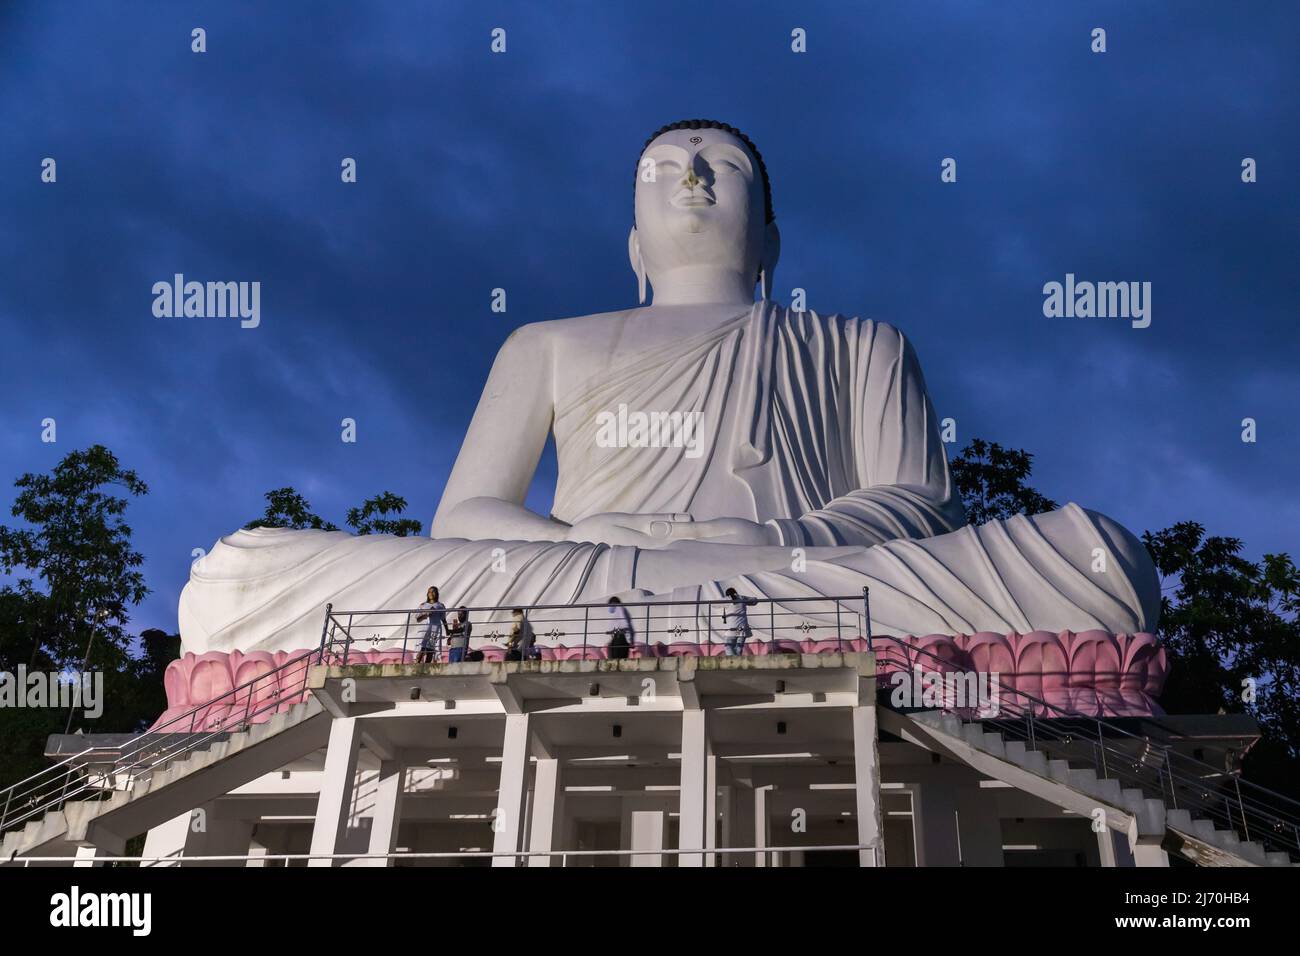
[180,303,1158,654]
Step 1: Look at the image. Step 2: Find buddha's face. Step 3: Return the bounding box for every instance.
[634,128,767,281]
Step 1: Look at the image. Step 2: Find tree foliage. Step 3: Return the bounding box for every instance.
[346,492,422,537]
[0,444,148,667]
[244,487,338,532]
[246,487,421,537]
[0,448,173,791]
[1143,522,1300,793]
[950,438,1059,525]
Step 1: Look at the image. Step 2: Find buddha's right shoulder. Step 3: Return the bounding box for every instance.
[500,310,632,352]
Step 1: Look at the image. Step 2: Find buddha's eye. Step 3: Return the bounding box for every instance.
[655,160,682,175]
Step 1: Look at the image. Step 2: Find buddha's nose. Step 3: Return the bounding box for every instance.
[681,167,701,188]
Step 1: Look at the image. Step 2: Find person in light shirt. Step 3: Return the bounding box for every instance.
[604,596,635,660]
[721,587,758,656]
[414,586,446,663]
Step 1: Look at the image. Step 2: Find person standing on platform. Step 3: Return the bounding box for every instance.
[506,607,536,661]
[447,607,472,663]
[415,586,446,663]
[722,587,758,656]
[604,596,634,660]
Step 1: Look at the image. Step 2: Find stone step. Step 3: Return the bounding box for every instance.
[1020,751,1048,775]
[980,732,1006,758]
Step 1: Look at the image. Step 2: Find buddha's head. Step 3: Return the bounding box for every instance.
[630,119,781,305]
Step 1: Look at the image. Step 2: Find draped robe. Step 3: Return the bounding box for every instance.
[179,303,1158,654]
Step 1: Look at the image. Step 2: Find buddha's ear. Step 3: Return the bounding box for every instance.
[759,221,781,301]
[628,226,647,304]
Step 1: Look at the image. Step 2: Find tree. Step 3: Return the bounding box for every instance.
[346,492,422,537]
[950,438,1058,525]
[246,487,421,536]
[0,448,172,792]
[0,445,149,667]
[245,487,337,532]
[1142,523,1300,796]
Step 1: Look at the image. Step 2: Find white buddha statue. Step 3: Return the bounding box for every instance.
[180,119,1159,655]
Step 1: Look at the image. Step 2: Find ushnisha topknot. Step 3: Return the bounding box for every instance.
[635,118,774,224]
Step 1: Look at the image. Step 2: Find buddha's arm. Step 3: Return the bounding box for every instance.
[766,322,966,548]
[431,323,569,541]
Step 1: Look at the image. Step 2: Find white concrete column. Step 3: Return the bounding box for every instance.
[141,811,194,867]
[629,810,666,867]
[678,708,709,866]
[246,838,269,868]
[851,704,884,866]
[492,712,531,867]
[1133,844,1170,867]
[527,757,561,867]
[753,784,772,867]
[309,716,362,867]
[73,844,106,867]
[704,753,718,866]
[360,760,405,867]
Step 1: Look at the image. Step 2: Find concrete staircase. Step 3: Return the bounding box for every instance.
[896,709,1295,868]
[2,698,329,863]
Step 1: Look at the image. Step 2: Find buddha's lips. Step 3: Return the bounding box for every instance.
[672,190,715,208]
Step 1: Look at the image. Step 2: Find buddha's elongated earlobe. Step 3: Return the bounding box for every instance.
[628,226,647,304]
[759,221,781,303]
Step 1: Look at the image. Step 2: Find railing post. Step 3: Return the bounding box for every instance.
[318,603,333,665]
[1236,777,1249,842]
[862,587,872,652]
[836,600,843,653]
[706,602,712,649]
[582,605,589,658]
[402,611,411,666]
[344,613,353,665]
[1164,752,1178,809]
[645,602,652,648]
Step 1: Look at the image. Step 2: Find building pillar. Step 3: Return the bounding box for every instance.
[527,757,561,867]
[678,708,709,867]
[359,760,405,867]
[1098,827,1135,867]
[492,713,530,867]
[954,785,1004,866]
[851,703,884,866]
[246,835,269,868]
[753,784,772,867]
[912,783,961,867]
[309,716,362,867]
[629,810,666,867]
[141,811,194,867]
[1132,843,1170,867]
[718,785,733,865]
[704,753,718,866]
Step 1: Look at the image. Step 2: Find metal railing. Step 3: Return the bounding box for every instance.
[0,646,336,839]
[1,591,871,843]
[875,633,1300,862]
[11,842,880,868]
[317,591,871,665]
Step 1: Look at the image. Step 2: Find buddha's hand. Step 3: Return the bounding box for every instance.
[565,512,693,547]
[565,513,779,548]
